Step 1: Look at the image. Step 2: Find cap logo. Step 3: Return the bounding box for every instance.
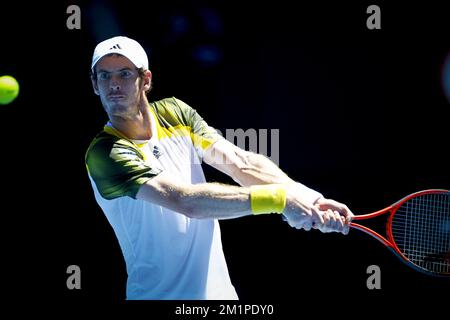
[109,44,122,50]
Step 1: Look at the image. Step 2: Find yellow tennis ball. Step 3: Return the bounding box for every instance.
[0,75,20,105]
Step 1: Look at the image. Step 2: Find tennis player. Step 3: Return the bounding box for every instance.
[85,36,354,300]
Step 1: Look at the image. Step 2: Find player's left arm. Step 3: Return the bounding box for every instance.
[203,139,354,226]
[176,96,353,227]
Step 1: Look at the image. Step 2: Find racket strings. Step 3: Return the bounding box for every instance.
[391,192,450,274]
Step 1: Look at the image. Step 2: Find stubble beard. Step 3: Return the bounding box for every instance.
[103,93,141,121]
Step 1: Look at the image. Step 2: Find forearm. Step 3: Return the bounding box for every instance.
[233,153,323,204]
[178,183,252,219]
[136,177,253,219]
[233,153,293,187]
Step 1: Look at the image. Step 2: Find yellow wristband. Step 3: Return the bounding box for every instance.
[250,184,287,215]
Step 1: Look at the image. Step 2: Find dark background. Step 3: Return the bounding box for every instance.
[1,0,449,314]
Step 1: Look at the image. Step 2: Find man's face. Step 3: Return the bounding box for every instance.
[92,55,146,119]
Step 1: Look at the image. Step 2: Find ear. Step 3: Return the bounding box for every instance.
[142,70,152,91]
[91,77,100,96]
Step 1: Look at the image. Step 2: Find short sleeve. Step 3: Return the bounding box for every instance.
[173,98,224,157]
[85,136,162,200]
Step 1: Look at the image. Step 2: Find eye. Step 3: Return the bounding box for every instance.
[120,70,132,78]
[98,72,110,81]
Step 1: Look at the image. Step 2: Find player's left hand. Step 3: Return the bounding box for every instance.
[313,198,354,234]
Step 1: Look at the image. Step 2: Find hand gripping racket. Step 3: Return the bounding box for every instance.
[350,189,449,277]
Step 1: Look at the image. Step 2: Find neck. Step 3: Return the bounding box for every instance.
[109,102,153,140]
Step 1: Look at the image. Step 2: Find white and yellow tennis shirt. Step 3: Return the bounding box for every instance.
[85,97,238,300]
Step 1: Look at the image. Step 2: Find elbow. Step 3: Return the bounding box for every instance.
[232,150,256,174]
[152,182,196,218]
[180,201,210,220]
[235,152,266,177]
[179,202,197,219]
[249,152,269,166]
[139,174,208,219]
[169,190,205,219]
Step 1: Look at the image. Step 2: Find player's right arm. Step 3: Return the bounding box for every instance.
[136,175,346,233]
[135,171,330,227]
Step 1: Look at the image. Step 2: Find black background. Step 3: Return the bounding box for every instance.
[1,0,449,315]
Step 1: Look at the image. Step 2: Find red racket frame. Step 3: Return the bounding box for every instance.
[350,189,449,276]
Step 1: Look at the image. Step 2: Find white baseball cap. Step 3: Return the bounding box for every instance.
[91,36,149,72]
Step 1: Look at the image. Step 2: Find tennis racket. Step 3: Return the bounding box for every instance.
[350,189,449,277]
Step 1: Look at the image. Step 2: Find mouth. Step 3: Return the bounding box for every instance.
[108,94,126,101]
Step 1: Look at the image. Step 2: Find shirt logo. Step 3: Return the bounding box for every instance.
[152,145,163,159]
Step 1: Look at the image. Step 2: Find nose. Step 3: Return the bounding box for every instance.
[110,75,121,91]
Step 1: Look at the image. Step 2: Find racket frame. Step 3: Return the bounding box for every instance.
[350,189,449,277]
